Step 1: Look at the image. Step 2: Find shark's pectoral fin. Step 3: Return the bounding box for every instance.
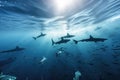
[90,35,94,39]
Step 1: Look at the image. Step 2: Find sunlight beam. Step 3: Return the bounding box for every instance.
[52,0,78,15]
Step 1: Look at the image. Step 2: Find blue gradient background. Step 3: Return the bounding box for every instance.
[0,0,120,80]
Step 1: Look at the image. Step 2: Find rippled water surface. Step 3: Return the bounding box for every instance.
[0,0,120,80]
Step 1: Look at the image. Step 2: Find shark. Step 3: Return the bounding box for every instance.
[73,35,107,44]
[61,33,75,39]
[0,46,25,53]
[33,32,46,40]
[52,38,70,45]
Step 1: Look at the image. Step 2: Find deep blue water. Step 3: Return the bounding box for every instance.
[0,0,120,80]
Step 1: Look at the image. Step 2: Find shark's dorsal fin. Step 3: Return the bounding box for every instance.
[67,33,70,36]
[61,37,64,40]
[41,32,43,35]
[90,35,93,39]
[16,46,19,49]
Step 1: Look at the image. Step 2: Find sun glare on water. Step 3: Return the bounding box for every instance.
[52,0,79,15]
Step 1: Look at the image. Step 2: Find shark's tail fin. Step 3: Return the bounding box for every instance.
[33,37,36,40]
[73,40,78,44]
[51,39,55,46]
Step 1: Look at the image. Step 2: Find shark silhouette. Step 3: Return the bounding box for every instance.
[61,33,75,39]
[73,35,107,44]
[0,46,25,53]
[33,32,46,40]
[52,38,70,45]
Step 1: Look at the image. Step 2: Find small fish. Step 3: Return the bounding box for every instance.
[39,57,47,64]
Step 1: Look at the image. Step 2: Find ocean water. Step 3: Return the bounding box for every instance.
[0,0,120,80]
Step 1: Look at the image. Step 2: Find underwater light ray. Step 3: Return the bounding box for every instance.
[53,0,74,12]
[50,0,81,16]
